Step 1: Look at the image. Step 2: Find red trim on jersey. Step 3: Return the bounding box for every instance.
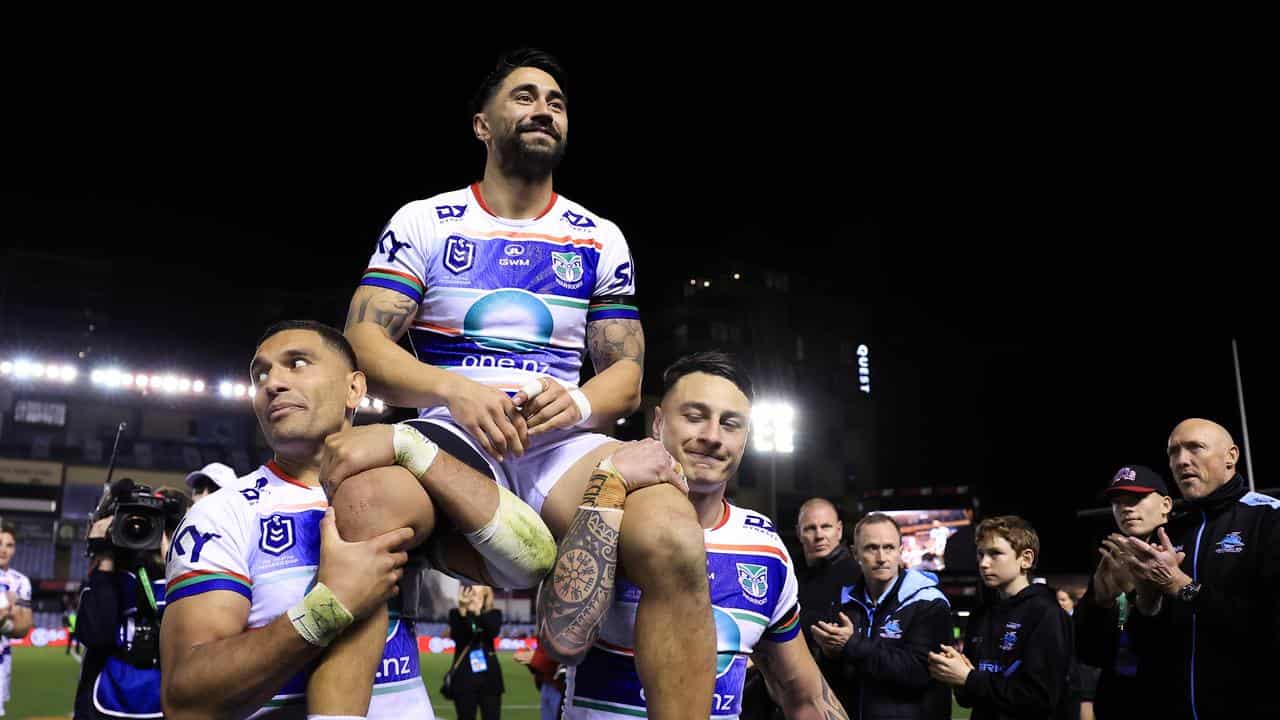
[705,543,791,564]
[470,182,559,220]
[169,569,253,587]
[710,499,732,531]
[267,460,313,490]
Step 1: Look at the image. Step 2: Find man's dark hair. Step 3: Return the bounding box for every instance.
[256,320,359,371]
[0,520,15,541]
[660,351,754,402]
[471,47,568,116]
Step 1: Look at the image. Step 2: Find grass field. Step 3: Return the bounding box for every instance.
[10,646,971,718]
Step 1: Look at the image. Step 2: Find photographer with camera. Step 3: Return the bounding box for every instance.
[73,481,190,720]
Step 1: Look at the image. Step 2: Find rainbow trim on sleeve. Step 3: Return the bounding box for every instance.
[360,267,426,303]
[766,605,800,641]
[166,570,253,604]
[586,300,640,322]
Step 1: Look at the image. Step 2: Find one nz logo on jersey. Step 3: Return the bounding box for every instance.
[259,514,297,556]
[736,563,770,606]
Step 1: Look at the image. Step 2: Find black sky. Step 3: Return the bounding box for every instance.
[2,36,1272,571]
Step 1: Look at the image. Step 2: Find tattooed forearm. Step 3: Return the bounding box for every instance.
[346,290,418,338]
[537,468,625,665]
[817,675,849,720]
[587,318,645,372]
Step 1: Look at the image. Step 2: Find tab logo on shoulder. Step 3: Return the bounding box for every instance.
[259,514,296,556]
[736,563,769,604]
[436,205,467,220]
[561,210,596,228]
[1216,531,1245,554]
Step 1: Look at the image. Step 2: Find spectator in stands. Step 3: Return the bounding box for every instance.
[448,585,504,720]
[184,462,239,503]
[74,487,190,719]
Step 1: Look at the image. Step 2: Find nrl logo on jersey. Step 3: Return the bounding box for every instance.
[736,563,769,604]
[551,251,584,289]
[444,235,477,274]
[259,514,296,556]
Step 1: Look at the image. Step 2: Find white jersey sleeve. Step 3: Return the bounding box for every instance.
[165,491,254,605]
[763,548,800,642]
[358,201,438,305]
[590,218,635,299]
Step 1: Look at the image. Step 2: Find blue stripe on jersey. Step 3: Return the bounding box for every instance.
[706,553,789,616]
[572,647,646,710]
[584,307,641,322]
[167,578,252,604]
[434,234,602,299]
[407,329,583,383]
[361,275,425,304]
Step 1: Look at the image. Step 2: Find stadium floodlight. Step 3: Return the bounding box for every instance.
[752,399,798,521]
[372,398,385,412]
[192,380,205,393]
[219,381,234,398]
[752,401,796,454]
[233,384,246,398]
[60,365,78,383]
[0,362,11,375]
[178,378,192,393]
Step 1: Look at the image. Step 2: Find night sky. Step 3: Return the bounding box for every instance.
[2,38,1272,571]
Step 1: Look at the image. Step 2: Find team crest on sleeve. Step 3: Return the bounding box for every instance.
[259,514,296,556]
[444,235,477,274]
[736,563,770,604]
[551,251,584,289]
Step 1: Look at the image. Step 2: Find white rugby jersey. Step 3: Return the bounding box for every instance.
[359,184,638,395]
[165,462,433,719]
[565,501,801,720]
[0,565,32,656]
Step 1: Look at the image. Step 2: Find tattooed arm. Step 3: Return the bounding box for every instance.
[345,285,528,458]
[537,439,685,665]
[754,635,851,720]
[578,316,645,428]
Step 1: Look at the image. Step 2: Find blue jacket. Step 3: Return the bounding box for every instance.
[835,568,953,720]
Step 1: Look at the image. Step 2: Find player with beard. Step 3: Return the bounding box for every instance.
[326,48,715,719]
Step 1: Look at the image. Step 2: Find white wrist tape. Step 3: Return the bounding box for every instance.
[1,618,13,635]
[393,423,440,479]
[568,389,592,426]
[464,484,557,589]
[288,582,354,647]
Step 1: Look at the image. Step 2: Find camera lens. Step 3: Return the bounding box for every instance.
[122,514,153,543]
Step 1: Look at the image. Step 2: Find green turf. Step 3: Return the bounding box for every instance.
[9,646,970,718]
